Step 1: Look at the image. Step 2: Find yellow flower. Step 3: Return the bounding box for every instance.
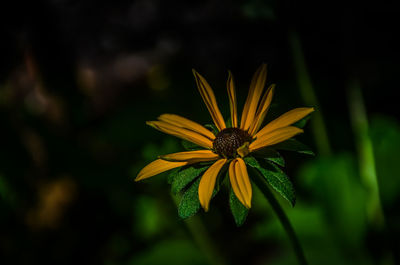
[135,64,314,211]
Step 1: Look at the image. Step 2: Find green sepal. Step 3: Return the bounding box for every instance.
[171,165,209,194]
[244,156,296,207]
[204,124,218,135]
[229,186,249,226]
[271,139,315,156]
[253,149,285,167]
[293,114,311,128]
[225,117,232,128]
[178,178,201,219]
[181,140,203,151]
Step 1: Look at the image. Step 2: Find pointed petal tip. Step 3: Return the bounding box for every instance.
[303,107,315,115]
[258,63,267,72]
[134,175,143,182]
[227,70,233,80]
[192,69,226,131]
[146,121,157,130]
[158,154,175,161]
[292,127,304,135]
[146,120,155,126]
[269,84,276,97]
[200,199,210,212]
[134,172,147,182]
[198,159,226,214]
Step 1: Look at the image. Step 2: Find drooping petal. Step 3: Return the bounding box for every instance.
[249,126,303,152]
[147,121,213,149]
[192,69,226,131]
[198,159,227,211]
[255,107,314,138]
[227,71,238,128]
[236,142,250,158]
[160,150,219,163]
[240,64,267,131]
[158,114,215,140]
[135,159,188,181]
[229,158,252,208]
[248,84,275,136]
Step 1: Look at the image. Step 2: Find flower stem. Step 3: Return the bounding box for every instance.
[171,194,227,265]
[252,169,308,265]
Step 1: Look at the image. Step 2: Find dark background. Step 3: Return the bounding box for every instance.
[1,1,399,265]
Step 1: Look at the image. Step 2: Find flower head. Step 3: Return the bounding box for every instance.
[136,64,314,212]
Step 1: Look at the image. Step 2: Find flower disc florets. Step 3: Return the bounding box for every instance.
[213,128,252,158]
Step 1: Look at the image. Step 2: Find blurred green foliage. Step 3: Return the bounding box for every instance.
[370,116,400,207]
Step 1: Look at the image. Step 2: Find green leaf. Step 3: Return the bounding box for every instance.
[177,164,227,219]
[204,124,218,135]
[168,168,180,184]
[178,178,201,219]
[253,149,285,167]
[245,156,296,206]
[171,165,209,194]
[181,140,203,151]
[229,186,249,226]
[177,165,226,219]
[271,139,315,156]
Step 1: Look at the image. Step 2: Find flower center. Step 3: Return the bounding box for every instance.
[213,128,252,158]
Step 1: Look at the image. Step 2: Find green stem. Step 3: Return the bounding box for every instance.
[347,80,385,228]
[171,194,227,265]
[252,169,308,265]
[289,31,332,156]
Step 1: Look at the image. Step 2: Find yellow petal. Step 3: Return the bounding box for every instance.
[229,158,252,208]
[198,159,227,211]
[135,159,188,181]
[192,69,226,131]
[240,64,267,131]
[147,121,213,149]
[158,114,215,140]
[250,126,303,152]
[227,71,238,127]
[248,84,275,136]
[160,150,219,163]
[255,107,314,139]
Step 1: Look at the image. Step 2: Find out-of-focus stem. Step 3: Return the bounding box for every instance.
[252,170,308,265]
[289,31,332,156]
[347,80,384,227]
[171,194,227,265]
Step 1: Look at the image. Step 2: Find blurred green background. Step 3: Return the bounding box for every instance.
[1,1,399,264]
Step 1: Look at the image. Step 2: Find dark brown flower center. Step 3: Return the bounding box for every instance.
[213,128,252,158]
